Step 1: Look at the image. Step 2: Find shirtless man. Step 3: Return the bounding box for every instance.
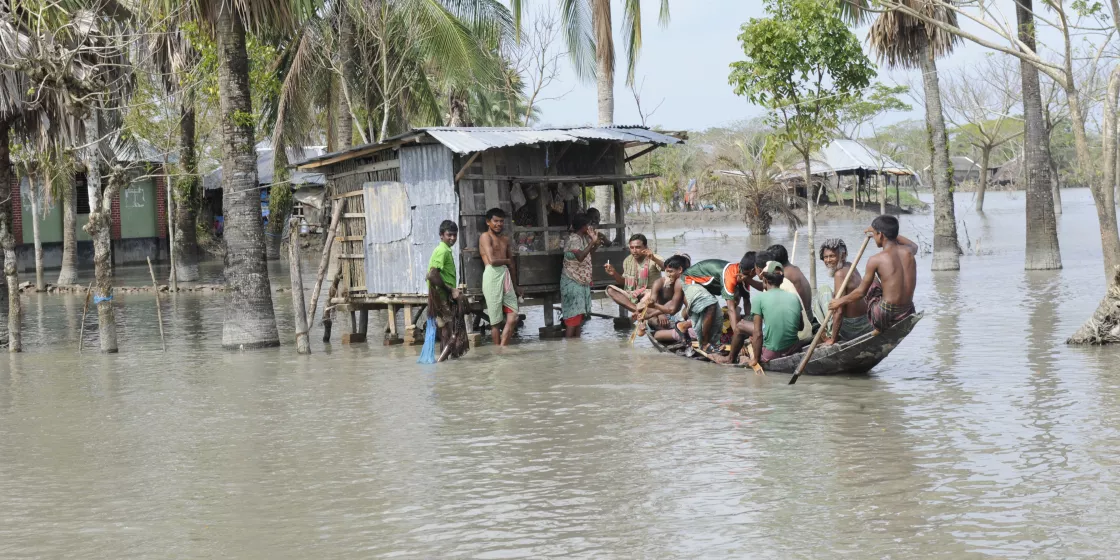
[766,244,813,324]
[480,208,522,346]
[818,238,873,345]
[829,215,918,334]
[635,270,685,342]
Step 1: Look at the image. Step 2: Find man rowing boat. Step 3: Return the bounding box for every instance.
[829,215,918,333]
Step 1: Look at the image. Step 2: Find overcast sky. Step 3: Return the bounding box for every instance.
[512,0,1065,132]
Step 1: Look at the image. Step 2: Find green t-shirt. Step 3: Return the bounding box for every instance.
[751,288,802,352]
[428,242,456,292]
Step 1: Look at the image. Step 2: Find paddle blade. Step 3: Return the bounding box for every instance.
[418,317,438,364]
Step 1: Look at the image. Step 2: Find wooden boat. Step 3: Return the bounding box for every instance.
[645,312,923,376]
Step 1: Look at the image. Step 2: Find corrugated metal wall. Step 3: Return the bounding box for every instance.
[363,144,458,295]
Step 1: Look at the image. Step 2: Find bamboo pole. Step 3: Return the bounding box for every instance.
[790,230,799,263]
[306,201,344,329]
[78,282,92,353]
[146,257,166,352]
[289,218,311,354]
[788,235,872,385]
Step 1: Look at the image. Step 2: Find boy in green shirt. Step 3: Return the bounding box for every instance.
[747,261,804,367]
[427,220,467,360]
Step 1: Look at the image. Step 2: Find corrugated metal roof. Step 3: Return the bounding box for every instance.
[204,142,326,191]
[298,126,683,166]
[775,139,913,179]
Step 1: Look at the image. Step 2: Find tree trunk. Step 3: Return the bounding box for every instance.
[57,177,78,285]
[593,0,615,222]
[336,8,354,150]
[1018,0,1062,271]
[879,175,886,215]
[266,144,291,260]
[29,178,44,291]
[1051,156,1062,215]
[976,146,991,212]
[288,218,310,354]
[82,111,117,353]
[0,121,21,351]
[216,5,280,349]
[175,101,200,282]
[918,40,961,271]
[804,152,817,292]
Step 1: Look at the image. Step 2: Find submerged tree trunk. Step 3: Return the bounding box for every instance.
[57,176,78,285]
[175,101,200,282]
[1018,0,1062,271]
[976,145,991,213]
[82,111,117,353]
[216,6,280,349]
[1070,67,1120,343]
[28,177,44,291]
[918,40,961,271]
[266,144,291,260]
[336,8,354,150]
[804,153,817,292]
[0,121,21,351]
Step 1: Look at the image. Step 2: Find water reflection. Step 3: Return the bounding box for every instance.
[0,190,1119,557]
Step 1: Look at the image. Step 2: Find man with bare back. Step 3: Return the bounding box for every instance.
[829,215,918,334]
[480,208,521,346]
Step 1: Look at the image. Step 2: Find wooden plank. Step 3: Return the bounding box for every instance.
[624,144,659,163]
[338,254,366,259]
[459,173,656,183]
[328,159,401,180]
[334,235,365,241]
[335,190,368,199]
[482,152,501,211]
[342,212,367,218]
[455,152,482,182]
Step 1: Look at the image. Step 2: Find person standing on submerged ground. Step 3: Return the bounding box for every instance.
[426,220,468,360]
[480,208,521,346]
[561,213,605,338]
[830,215,918,334]
[815,238,873,345]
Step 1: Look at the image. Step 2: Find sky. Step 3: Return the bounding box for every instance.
[512,0,1060,133]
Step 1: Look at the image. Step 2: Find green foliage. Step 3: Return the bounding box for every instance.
[729,0,875,160]
[230,109,255,129]
[835,83,910,138]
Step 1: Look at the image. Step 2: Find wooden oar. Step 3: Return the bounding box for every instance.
[628,307,647,344]
[788,235,872,385]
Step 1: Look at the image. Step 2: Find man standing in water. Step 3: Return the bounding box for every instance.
[480,208,521,346]
[427,220,468,360]
[830,215,918,333]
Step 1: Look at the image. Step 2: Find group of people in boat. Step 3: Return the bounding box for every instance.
[424,206,918,367]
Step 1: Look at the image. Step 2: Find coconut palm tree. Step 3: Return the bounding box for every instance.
[845,1,961,270]
[162,0,321,349]
[0,66,24,352]
[511,0,668,218]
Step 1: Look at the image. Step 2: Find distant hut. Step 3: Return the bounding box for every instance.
[203,141,327,232]
[771,138,916,207]
[295,126,682,343]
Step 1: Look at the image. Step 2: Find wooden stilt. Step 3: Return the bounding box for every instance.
[306,201,344,329]
[288,218,311,355]
[146,257,166,352]
[383,305,401,345]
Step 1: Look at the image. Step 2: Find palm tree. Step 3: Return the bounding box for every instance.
[847,1,961,270]
[511,0,668,218]
[1014,0,1060,270]
[0,67,23,351]
[717,134,802,236]
[164,0,321,349]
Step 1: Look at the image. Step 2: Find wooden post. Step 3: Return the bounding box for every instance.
[288,218,311,354]
[146,257,166,352]
[306,200,344,329]
[78,282,93,353]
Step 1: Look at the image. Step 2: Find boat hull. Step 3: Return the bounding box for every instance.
[646,312,923,376]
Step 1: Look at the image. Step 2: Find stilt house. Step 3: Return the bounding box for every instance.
[296,126,682,341]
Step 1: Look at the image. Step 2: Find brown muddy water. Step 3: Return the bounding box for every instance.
[2,189,1120,558]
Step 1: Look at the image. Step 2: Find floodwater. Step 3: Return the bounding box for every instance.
[2,189,1120,558]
